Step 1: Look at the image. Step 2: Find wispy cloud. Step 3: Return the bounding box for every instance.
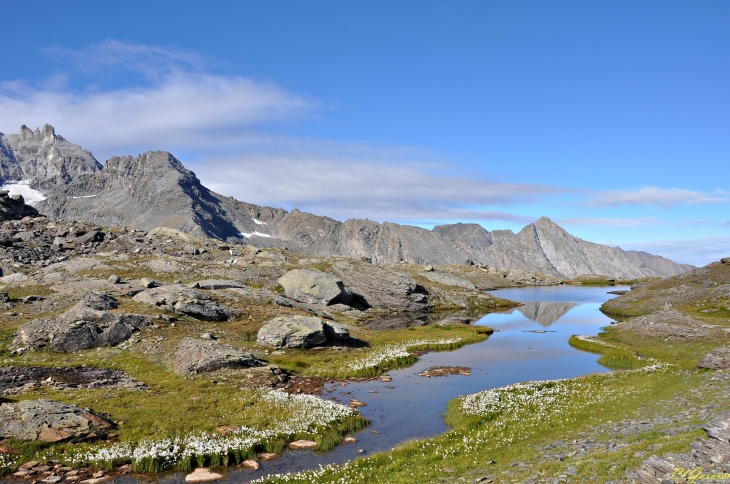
[557,217,663,227]
[616,236,730,266]
[590,187,729,207]
[196,150,557,223]
[0,41,318,161]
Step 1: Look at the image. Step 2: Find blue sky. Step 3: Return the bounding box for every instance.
[1,1,729,265]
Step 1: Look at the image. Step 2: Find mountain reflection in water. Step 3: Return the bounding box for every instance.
[514,301,579,327]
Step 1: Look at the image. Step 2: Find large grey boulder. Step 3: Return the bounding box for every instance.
[277,269,352,306]
[697,348,730,370]
[0,399,115,442]
[133,285,234,321]
[257,315,327,349]
[331,260,428,310]
[14,292,150,352]
[173,338,263,375]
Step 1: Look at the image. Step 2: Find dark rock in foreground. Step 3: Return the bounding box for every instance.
[0,366,146,395]
[173,338,263,375]
[0,399,115,442]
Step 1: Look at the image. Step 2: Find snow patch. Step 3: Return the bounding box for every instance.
[239,231,276,239]
[0,180,46,206]
[70,194,99,199]
[252,218,266,225]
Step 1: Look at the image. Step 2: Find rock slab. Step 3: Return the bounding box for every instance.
[173,338,263,375]
[0,399,114,441]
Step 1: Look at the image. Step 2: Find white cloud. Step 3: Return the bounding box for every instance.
[0,42,318,161]
[194,150,558,223]
[590,187,729,207]
[616,236,730,266]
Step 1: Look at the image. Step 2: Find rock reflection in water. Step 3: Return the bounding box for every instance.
[517,301,578,327]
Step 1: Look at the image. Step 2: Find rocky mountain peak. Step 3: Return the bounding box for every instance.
[17,124,58,143]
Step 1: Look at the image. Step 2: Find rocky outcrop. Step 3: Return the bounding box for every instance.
[277,269,352,305]
[14,292,151,352]
[173,338,263,375]
[0,190,40,221]
[330,260,428,311]
[0,399,115,442]
[610,310,724,340]
[602,259,730,317]
[627,411,730,483]
[697,348,730,370]
[0,125,690,280]
[132,285,234,321]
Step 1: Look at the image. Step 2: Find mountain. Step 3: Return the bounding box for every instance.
[0,124,693,279]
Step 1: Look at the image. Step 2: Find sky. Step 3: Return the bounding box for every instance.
[1,1,729,265]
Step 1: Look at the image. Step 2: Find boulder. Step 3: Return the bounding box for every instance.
[0,399,114,441]
[257,315,326,349]
[173,338,263,375]
[140,278,156,288]
[173,300,231,321]
[421,271,477,289]
[14,292,150,352]
[330,260,428,310]
[133,285,233,321]
[697,348,730,370]
[277,269,352,306]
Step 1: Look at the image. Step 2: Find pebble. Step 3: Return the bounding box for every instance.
[288,439,318,450]
[185,468,224,482]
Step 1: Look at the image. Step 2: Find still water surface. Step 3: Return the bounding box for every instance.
[155,285,626,482]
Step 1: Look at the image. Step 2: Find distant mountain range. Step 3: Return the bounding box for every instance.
[0,124,693,279]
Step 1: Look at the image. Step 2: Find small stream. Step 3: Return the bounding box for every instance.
[93,286,626,483]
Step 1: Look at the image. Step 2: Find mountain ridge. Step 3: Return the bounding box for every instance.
[0,124,693,279]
